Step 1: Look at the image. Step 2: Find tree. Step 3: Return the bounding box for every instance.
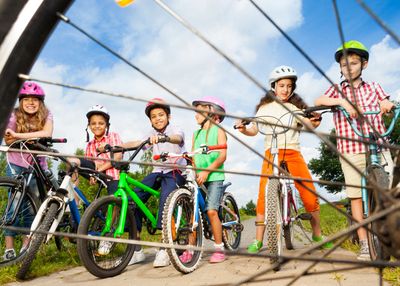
[308,129,344,194]
[240,200,256,216]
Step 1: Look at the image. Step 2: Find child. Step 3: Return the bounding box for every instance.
[315,40,394,260]
[116,98,186,268]
[68,104,122,194]
[180,96,228,264]
[236,65,332,254]
[3,81,53,260]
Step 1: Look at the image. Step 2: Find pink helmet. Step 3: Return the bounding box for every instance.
[18,81,45,100]
[145,98,171,118]
[192,96,226,122]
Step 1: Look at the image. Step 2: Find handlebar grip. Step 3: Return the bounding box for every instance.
[233,119,251,129]
[208,144,227,150]
[51,138,67,143]
[304,106,336,113]
[153,154,161,160]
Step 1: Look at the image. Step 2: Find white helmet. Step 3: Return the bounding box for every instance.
[86,104,110,121]
[268,65,297,89]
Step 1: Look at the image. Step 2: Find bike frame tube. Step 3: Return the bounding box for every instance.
[111,172,161,236]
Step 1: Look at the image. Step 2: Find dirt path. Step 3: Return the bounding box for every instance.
[7,219,387,286]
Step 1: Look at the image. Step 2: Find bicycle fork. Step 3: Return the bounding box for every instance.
[29,175,74,242]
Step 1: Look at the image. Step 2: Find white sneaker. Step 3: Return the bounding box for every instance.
[357,240,371,261]
[128,249,146,265]
[98,240,114,255]
[153,249,170,268]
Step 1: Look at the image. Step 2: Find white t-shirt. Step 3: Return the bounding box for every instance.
[255,101,303,151]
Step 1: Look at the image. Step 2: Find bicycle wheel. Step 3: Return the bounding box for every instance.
[219,192,241,250]
[366,166,390,261]
[283,194,295,251]
[0,1,73,134]
[16,202,59,279]
[265,179,282,268]
[162,188,203,274]
[0,177,39,267]
[77,195,137,278]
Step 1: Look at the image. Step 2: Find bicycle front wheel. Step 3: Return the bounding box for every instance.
[283,196,295,251]
[265,179,282,268]
[0,177,40,267]
[16,202,59,279]
[77,195,137,278]
[219,192,241,250]
[366,167,390,261]
[162,188,203,274]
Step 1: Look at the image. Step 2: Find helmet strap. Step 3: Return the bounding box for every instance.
[85,126,90,142]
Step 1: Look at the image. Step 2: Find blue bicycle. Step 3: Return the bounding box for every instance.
[305,103,400,261]
[154,144,243,273]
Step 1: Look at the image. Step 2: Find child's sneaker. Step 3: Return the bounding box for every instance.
[153,249,170,268]
[312,235,333,249]
[209,251,226,263]
[357,240,371,261]
[179,250,193,263]
[3,249,16,261]
[98,240,114,255]
[128,248,146,265]
[247,239,263,253]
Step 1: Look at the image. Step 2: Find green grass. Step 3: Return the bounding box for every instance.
[305,203,400,286]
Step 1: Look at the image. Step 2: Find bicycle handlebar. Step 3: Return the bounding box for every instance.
[153,144,227,161]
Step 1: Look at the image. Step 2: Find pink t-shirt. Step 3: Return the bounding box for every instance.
[6,111,53,169]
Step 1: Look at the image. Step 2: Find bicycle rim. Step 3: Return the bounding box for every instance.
[162,188,203,274]
[77,195,137,278]
[220,192,241,250]
[0,177,39,267]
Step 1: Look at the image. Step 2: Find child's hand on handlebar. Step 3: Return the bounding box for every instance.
[379,99,395,115]
[340,99,359,118]
[234,119,248,132]
[149,135,170,145]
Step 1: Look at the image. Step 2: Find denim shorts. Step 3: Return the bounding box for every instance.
[204,180,224,211]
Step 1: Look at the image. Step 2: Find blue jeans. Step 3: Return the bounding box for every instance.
[204,180,224,211]
[5,164,39,237]
[134,171,185,231]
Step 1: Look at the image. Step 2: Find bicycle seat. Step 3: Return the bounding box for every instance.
[222,182,232,192]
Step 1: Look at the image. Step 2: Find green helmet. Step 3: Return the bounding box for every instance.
[334,40,369,62]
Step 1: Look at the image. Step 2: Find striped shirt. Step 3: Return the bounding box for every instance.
[85,132,122,180]
[324,80,389,154]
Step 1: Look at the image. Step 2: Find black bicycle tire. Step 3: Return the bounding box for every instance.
[265,179,281,268]
[366,167,390,261]
[77,195,137,278]
[16,202,59,279]
[0,176,40,268]
[220,192,241,250]
[283,201,295,251]
[162,188,203,274]
[0,0,73,136]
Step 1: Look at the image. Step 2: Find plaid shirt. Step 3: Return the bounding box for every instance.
[85,132,122,180]
[324,80,389,154]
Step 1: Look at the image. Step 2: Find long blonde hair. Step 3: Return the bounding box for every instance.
[14,100,49,133]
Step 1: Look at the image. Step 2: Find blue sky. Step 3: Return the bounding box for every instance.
[28,0,400,206]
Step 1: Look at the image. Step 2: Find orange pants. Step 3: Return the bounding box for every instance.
[256,149,320,215]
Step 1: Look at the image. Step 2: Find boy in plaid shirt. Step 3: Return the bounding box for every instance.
[315,40,394,260]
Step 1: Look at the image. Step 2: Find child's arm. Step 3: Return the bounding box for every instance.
[379,99,394,114]
[4,119,53,145]
[315,95,358,118]
[235,120,258,136]
[196,128,227,185]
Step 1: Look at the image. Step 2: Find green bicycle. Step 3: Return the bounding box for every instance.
[76,137,168,278]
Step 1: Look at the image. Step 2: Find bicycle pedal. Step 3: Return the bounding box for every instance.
[297,213,312,221]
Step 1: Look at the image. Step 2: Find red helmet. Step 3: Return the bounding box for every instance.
[145,98,171,118]
[18,81,45,100]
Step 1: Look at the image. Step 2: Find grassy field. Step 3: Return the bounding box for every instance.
[0,205,398,285]
[302,203,400,286]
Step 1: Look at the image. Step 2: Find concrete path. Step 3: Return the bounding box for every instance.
[7,219,387,286]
